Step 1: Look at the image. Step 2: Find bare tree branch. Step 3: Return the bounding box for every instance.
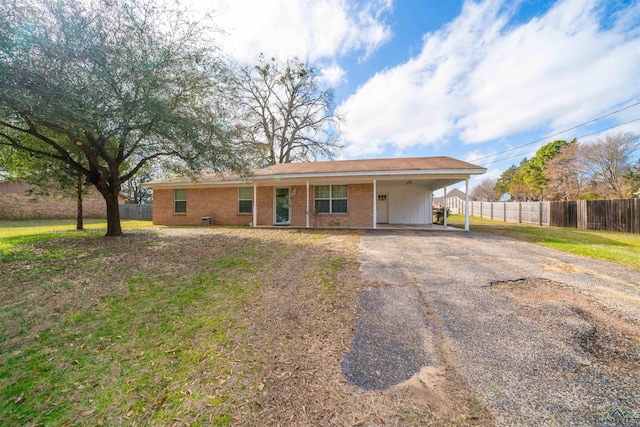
[228,55,342,165]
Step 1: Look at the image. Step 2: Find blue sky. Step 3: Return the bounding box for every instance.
[193,0,640,188]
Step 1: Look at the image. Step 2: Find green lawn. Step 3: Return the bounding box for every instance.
[4,223,441,425]
[0,219,154,238]
[0,220,155,262]
[0,223,287,425]
[447,214,640,270]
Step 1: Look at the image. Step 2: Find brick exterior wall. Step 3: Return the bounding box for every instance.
[0,190,113,220]
[255,187,273,226]
[152,183,375,228]
[290,185,307,226]
[0,181,33,194]
[153,187,255,226]
[309,184,373,228]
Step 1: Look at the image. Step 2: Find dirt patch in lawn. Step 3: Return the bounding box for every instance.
[230,231,493,426]
[487,278,640,374]
[1,227,492,426]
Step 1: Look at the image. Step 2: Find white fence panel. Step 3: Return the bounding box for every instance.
[505,203,520,223]
[492,202,505,221]
[520,202,539,225]
[481,203,492,218]
[457,198,549,226]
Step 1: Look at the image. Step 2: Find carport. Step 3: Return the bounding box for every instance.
[373,173,478,230]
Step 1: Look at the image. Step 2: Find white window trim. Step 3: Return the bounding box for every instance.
[238,187,253,214]
[174,189,187,214]
[314,184,348,214]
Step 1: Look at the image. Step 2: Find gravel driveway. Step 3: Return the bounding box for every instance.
[345,230,640,426]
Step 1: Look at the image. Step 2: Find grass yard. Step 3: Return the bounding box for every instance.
[0,219,153,238]
[447,214,640,270]
[0,222,488,426]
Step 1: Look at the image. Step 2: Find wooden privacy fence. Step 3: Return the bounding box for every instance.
[549,199,639,234]
[119,203,152,220]
[465,201,550,226]
[456,198,639,233]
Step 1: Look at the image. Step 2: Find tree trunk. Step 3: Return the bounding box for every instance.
[104,190,123,236]
[76,175,84,230]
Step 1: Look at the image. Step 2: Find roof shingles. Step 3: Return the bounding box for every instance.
[145,156,485,186]
[254,156,482,175]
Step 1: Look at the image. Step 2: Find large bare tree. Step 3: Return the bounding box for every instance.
[231,55,342,165]
[470,178,501,202]
[0,0,245,236]
[580,132,639,198]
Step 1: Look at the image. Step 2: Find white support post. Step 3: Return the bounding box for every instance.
[373,179,377,229]
[464,179,470,231]
[252,183,257,227]
[443,185,447,227]
[306,181,310,228]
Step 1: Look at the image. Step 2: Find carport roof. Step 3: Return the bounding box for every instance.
[144,156,486,188]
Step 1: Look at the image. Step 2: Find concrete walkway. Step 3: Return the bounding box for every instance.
[347,230,640,426]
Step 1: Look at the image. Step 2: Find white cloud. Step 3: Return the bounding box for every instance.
[339,0,508,156]
[464,149,496,165]
[460,0,639,142]
[340,0,640,156]
[319,64,346,86]
[196,0,392,63]
[480,167,502,181]
[577,101,640,140]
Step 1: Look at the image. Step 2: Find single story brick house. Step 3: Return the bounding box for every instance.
[143,156,485,230]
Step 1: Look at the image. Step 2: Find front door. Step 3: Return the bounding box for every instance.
[275,188,290,225]
[377,193,389,223]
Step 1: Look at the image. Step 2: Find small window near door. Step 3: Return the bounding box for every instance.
[174,189,187,214]
[377,194,387,201]
[238,187,252,214]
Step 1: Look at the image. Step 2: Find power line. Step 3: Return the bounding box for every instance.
[570,117,640,141]
[478,117,640,167]
[469,100,640,163]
